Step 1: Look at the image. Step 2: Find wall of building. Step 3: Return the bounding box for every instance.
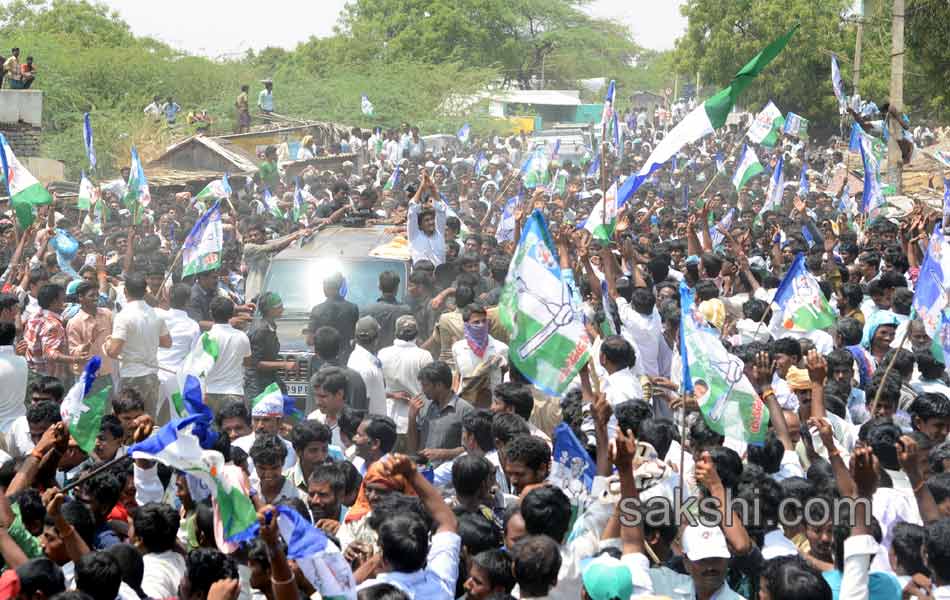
[0,90,44,158]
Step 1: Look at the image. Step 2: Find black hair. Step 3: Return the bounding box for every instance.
[707,446,743,494]
[695,278,720,301]
[27,400,62,426]
[124,273,147,299]
[835,317,864,346]
[492,413,530,446]
[917,349,947,380]
[113,387,145,414]
[54,501,95,548]
[16,558,66,600]
[184,548,239,599]
[511,536,561,595]
[0,321,13,347]
[291,420,331,453]
[925,518,950,583]
[37,283,64,310]
[215,401,250,427]
[462,409,495,453]
[747,430,785,474]
[521,486,571,543]
[492,383,534,421]
[378,271,400,295]
[931,442,950,474]
[471,549,515,593]
[132,504,180,554]
[313,326,342,359]
[636,417,677,459]
[98,415,124,440]
[82,471,122,517]
[309,462,346,494]
[418,361,453,388]
[863,418,902,470]
[452,454,494,497]
[249,432,288,468]
[456,509,502,557]
[891,521,930,577]
[825,349,855,374]
[771,337,802,360]
[600,335,636,370]
[311,367,348,395]
[365,416,397,455]
[927,473,950,505]
[104,544,145,598]
[377,513,429,572]
[689,417,725,451]
[75,552,121,600]
[357,584,411,600]
[761,555,832,600]
[910,393,950,424]
[614,398,653,433]
[504,435,550,472]
[209,297,235,323]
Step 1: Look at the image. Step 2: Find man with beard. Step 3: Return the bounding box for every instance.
[308,462,347,536]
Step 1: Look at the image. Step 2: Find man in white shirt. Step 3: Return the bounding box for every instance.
[378,315,432,440]
[155,283,200,422]
[452,303,508,409]
[133,503,187,599]
[615,289,663,377]
[0,322,27,432]
[105,273,171,419]
[407,172,447,266]
[202,297,252,414]
[348,316,387,416]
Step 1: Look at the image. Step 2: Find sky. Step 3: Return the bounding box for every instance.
[97,0,687,59]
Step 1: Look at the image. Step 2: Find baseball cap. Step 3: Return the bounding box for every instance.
[682,525,731,561]
[581,555,633,600]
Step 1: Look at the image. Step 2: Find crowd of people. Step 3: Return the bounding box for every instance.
[1,89,950,600]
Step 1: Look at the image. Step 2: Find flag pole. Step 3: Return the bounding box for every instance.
[869,325,911,417]
[61,454,132,493]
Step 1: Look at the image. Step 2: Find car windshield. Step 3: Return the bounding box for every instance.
[263,258,406,314]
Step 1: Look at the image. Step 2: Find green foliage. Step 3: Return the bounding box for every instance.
[673,0,945,134]
[674,0,861,134]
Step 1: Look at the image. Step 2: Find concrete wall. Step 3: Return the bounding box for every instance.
[21,157,64,185]
[0,90,43,127]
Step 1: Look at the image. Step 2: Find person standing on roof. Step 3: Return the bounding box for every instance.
[235,84,251,133]
[258,79,274,114]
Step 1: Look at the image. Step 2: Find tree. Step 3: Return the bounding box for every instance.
[674,0,866,135]
[337,0,640,89]
[905,0,950,121]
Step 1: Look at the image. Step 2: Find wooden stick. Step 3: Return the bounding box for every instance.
[869,325,911,417]
[61,454,132,492]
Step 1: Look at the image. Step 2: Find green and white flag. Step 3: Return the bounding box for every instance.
[0,133,53,229]
[123,146,151,224]
[499,210,590,395]
[194,174,231,207]
[615,25,798,206]
[171,332,220,418]
[732,145,764,191]
[769,253,836,336]
[583,181,619,242]
[746,101,785,147]
[251,383,286,416]
[680,282,769,443]
[182,202,223,278]
[783,112,810,139]
[60,357,111,454]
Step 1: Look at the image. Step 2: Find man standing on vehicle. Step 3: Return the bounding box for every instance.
[407,171,446,266]
[242,218,310,304]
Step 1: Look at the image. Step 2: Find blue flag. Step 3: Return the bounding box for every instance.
[587,152,601,178]
[679,283,695,394]
[914,224,950,336]
[496,195,519,243]
[457,123,471,143]
[799,163,809,197]
[943,178,950,219]
[801,226,815,248]
[551,423,595,492]
[83,112,96,170]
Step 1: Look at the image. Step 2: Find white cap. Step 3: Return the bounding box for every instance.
[681,525,730,561]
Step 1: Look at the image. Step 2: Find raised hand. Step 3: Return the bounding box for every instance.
[805,349,827,386]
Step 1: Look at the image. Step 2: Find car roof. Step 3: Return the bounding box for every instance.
[273,225,401,260]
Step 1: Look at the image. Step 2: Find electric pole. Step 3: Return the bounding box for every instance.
[888,0,905,193]
[853,0,863,97]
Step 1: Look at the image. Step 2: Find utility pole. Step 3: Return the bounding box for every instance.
[540,54,546,90]
[888,0,905,193]
[853,0,863,98]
